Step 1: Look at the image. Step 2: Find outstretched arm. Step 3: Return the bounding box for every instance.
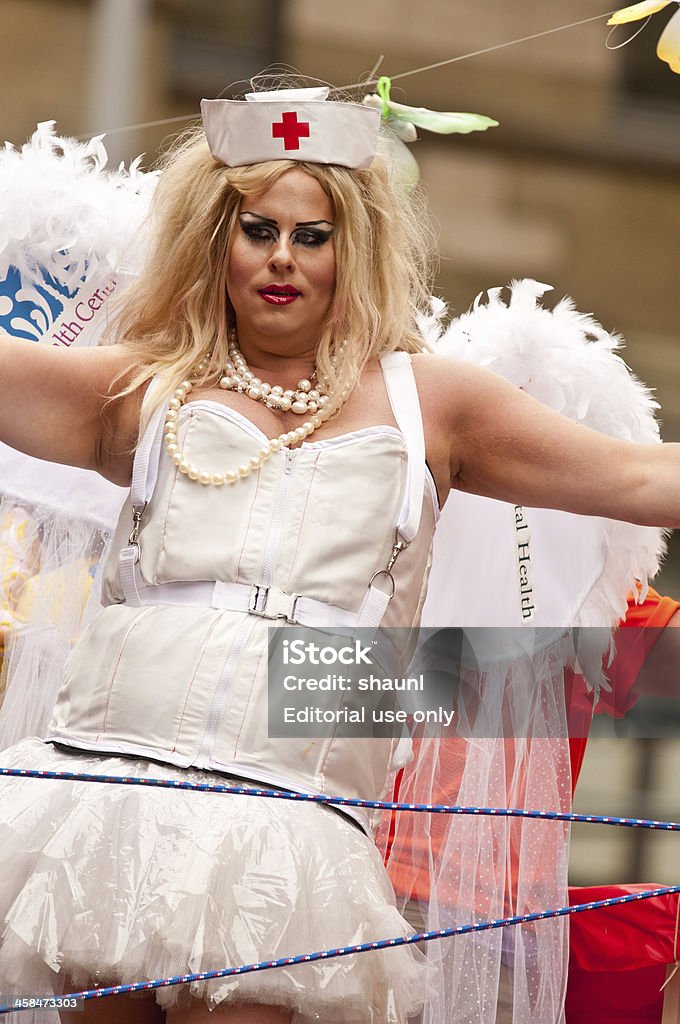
[0,335,143,486]
[416,353,680,529]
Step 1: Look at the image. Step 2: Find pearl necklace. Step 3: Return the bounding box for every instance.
[163,351,336,486]
[220,338,331,417]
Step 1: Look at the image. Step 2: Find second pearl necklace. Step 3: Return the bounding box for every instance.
[163,341,337,486]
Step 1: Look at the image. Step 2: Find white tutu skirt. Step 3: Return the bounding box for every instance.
[0,738,426,1022]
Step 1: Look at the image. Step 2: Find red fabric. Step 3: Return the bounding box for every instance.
[565,963,665,1023]
[565,590,680,1023]
[596,588,680,719]
[568,587,680,792]
[566,884,680,1024]
[567,738,588,795]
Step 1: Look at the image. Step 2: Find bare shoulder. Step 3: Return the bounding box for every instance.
[410,349,457,374]
[409,350,529,495]
[410,349,479,384]
[86,342,145,390]
[409,350,491,420]
[407,352,474,495]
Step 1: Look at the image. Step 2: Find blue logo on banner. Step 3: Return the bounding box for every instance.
[0,265,83,342]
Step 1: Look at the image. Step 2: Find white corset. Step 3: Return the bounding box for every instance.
[48,354,439,832]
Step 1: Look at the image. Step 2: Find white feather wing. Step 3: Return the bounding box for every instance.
[421,280,665,631]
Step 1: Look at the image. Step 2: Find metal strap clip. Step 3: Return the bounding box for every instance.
[367,532,411,601]
[248,584,300,624]
[385,533,410,573]
[127,502,148,559]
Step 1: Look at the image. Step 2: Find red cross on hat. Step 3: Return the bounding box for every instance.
[272,111,311,151]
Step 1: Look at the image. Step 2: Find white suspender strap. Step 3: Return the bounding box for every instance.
[379,351,425,543]
[130,380,166,511]
[356,352,426,631]
[119,546,145,606]
[119,379,167,606]
[356,584,393,631]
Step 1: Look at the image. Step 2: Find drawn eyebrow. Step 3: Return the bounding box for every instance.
[240,212,334,229]
[240,212,277,227]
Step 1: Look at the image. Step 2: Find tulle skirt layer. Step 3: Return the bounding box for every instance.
[0,738,425,1022]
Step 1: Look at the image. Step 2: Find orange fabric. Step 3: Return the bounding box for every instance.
[623,587,680,630]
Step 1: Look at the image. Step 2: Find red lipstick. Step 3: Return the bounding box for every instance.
[258,284,301,306]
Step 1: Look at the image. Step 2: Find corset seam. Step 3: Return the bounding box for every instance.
[97,605,156,738]
[171,611,225,753]
[285,450,321,592]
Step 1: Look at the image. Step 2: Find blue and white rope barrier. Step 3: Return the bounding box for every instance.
[1,885,679,1013]
[2,766,680,831]
[1,765,678,1013]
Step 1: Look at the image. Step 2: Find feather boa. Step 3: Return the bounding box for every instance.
[0,120,156,291]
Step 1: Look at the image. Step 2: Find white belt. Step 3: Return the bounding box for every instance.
[119,575,359,629]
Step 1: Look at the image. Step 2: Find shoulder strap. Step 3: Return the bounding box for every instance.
[355,353,426,633]
[119,378,167,605]
[379,351,426,543]
[130,377,167,509]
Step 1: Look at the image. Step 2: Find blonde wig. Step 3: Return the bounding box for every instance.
[111,124,437,417]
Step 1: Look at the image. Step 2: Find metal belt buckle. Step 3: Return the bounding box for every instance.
[248,584,299,624]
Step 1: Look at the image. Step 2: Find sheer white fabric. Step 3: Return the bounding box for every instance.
[0,494,122,748]
[378,634,577,1023]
